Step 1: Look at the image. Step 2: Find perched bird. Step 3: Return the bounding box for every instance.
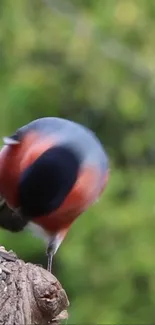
[0,117,109,272]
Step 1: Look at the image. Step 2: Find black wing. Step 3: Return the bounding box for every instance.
[0,196,28,232]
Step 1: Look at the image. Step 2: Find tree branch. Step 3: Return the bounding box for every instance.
[0,246,69,325]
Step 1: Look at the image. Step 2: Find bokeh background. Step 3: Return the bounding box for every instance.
[1,0,155,323]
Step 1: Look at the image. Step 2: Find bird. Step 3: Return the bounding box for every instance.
[0,117,109,272]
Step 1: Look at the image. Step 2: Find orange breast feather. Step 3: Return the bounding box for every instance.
[34,167,107,233]
[0,132,56,209]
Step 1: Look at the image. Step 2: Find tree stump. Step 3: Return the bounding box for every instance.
[0,246,69,325]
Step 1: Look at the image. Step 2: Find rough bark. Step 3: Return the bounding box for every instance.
[0,246,69,325]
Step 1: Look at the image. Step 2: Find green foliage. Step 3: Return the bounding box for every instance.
[1,0,155,323]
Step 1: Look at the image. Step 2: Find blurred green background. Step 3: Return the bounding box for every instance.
[1,0,155,323]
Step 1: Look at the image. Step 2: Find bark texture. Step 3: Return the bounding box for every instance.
[0,246,69,325]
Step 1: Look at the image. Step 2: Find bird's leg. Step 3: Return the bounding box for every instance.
[46,230,69,273]
[46,234,62,273]
[46,240,55,273]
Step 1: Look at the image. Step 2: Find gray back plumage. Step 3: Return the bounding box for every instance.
[19,117,109,173]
